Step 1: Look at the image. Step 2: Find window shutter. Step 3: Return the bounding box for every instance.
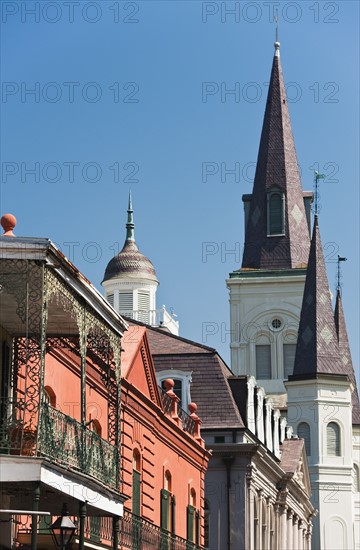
[283,344,296,378]
[327,422,340,456]
[195,510,200,545]
[187,505,195,542]
[107,293,114,307]
[132,470,141,516]
[119,291,133,312]
[256,345,271,379]
[297,422,311,456]
[161,489,170,531]
[171,495,176,534]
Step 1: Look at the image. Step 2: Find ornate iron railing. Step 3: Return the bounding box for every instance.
[120,510,201,550]
[159,389,196,437]
[0,399,118,490]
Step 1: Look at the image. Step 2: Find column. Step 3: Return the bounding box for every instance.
[287,510,293,550]
[113,515,120,550]
[292,516,298,549]
[79,501,86,550]
[298,521,303,550]
[248,488,255,550]
[31,482,40,550]
[280,506,287,550]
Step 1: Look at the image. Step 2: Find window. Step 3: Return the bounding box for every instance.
[138,291,150,323]
[162,379,182,406]
[107,293,114,307]
[267,192,284,235]
[297,422,311,456]
[327,422,341,456]
[44,386,56,407]
[214,436,225,444]
[161,471,175,534]
[132,451,141,516]
[157,370,192,411]
[119,291,133,313]
[256,345,271,379]
[187,490,200,545]
[283,344,296,379]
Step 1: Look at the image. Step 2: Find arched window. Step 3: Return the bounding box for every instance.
[91,419,102,437]
[132,450,141,516]
[161,470,175,534]
[267,192,284,236]
[327,422,341,456]
[256,345,271,379]
[353,464,360,493]
[297,422,311,456]
[44,386,56,407]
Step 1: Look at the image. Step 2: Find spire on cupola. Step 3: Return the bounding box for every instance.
[125,191,135,241]
[242,38,311,270]
[334,286,360,424]
[292,216,343,377]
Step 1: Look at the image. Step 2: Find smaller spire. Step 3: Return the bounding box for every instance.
[126,191,135,242]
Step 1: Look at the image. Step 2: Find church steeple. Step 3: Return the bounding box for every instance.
[335,288,360,424]
[292,216,343,377]
[242,41,310,270]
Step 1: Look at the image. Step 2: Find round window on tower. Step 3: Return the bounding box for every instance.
[271,318,282,330]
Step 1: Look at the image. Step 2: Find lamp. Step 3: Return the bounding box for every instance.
[50,504,77,549]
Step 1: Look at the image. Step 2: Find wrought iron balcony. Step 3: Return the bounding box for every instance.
[0,399,119,490]
[160,388,196,437]
[120,510,202,550]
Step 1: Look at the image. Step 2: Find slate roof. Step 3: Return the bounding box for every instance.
[335,290,360,424]
[280,438,304,473]
[140,324,245,429]
[242,47,310,270]
[103,239,157,283]
[292,217,343,377]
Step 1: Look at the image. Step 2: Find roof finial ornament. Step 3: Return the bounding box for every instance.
[274,10,280,56]
[336,255,347,295]
[126,191,135,242]
[1,213,16,236]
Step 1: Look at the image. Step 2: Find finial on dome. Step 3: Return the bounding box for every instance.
[126,192,135,241]
[1,213,17,236]
[274,11,280,57]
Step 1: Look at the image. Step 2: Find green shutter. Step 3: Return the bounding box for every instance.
[132,470,141,516]
[187,505,195,542]
[161,489,170,531]
[195,510,200,545]
[171,495,176,534]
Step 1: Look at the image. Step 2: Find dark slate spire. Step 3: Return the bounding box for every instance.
[335,289,360,424]
[126,191,135,242]
[292,217,343,377]
[242,42,310,270]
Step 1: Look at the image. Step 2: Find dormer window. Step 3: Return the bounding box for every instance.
[157,370,192,411]
[267,191,285,236]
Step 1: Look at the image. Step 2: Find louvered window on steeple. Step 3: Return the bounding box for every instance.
[256,345,271,379]
[267,192,285,236]
[283,344,296,378]
[327,422,341,456]
[297,422,311,456]
[119,291,133,313]
[107,293,114,307]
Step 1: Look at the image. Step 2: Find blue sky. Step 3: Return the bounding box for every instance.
[1,1,359,378]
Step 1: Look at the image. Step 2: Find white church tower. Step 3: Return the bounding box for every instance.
[226,39,313,405]
[102,193,179,335]
[285,216,358,549]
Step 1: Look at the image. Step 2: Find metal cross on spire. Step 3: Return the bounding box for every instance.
[313,171,326,216]
[336,255,347,294]
[274,10,280,56]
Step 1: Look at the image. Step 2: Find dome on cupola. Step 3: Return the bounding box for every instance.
[102,194,158,284]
